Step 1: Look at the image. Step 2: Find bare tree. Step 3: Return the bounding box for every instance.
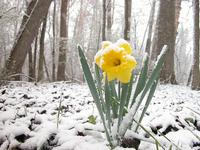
[28,47,34,81]
[145,0,156,55]
[33,36,38,80]
[37,17,47,82]
[57,0,69,81]
[106,0,112,40]
[191,0,200,90]
[124,0,132,41]
[102,0,106,41]
[2,0,52,80]
[52,0,56,81]
[175,0,182,32]
[151,0,176,83]
[11,0,37,80]
[24,0,37,82]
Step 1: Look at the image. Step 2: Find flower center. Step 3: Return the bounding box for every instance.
[113,59,121,66]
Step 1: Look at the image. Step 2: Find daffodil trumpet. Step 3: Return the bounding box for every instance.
[95,39,137,83]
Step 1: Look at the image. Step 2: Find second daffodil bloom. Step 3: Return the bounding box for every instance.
[94,39,137,83]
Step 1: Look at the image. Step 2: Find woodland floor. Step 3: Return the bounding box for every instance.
[0,82,200,150]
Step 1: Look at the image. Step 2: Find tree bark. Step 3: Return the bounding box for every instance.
[33,36,38,81]
[52,0,56,82]
[102,0,106,41]
[25,0,36,82]
[28,47,34,81]
[57,0,69,81]
[151,0,176,84]
[43,55,51,82]
[2,0,52,80]
[191,0,200,90]
[106,0,112,40]
[175,0,182,32]
[37,17,47,82]
[124,0,132,41]
[145,0,156,55]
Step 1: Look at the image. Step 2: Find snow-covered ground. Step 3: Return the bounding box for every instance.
[0,82,200,150]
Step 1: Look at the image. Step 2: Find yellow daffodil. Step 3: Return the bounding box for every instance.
[95,39,132,68]
[95,42,137,83]
[116,39,132,54]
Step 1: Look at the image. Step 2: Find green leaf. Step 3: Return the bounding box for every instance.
[169,145,172,150]
[125,73,134,107]
[132,118,165,150]
[156,141,159,150]
[133,46,168,116]
[118,83,129,130]
[109,81,119,118]
[119,46,168,138]
[105,76,112,131]
[95,64,106,113]
[77,45,112,146]
[135,77,159,132]
[88,115,97,124]
[78,45,102,115]
[130,53,149,107]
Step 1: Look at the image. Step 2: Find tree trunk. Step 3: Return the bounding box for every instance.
[52,0,56,81]
[25,0,37,81]
[2,0,52,80]
[102,0,106,41]
[191,0,200,90]
[145,0,156,55]
[37,17,47,82]
[175,0,182,32]
[151,0,176,84]
[28,47,34,81]
[106,0,112,40]
[8,0,37,80]
[124,0,132,41]
[57,0,69,81]
[43,55,51,82]
[33,36,38,81]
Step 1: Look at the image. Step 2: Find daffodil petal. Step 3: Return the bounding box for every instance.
[102,41,112,49]
[121,55,137,69]
[117,70,132,83]
[116,39,132,54]
[103,72,116,82]
[94,49,104,67]
[95,39,137,83]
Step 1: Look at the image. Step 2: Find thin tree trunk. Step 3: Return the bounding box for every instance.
[52,0,56,81]
[187,69,192,86]
[37,17,47,82]
[33,36,38,81]
[191,0,200,90]
[145,0,156,55]
[106,0,112,40]
[111,0,115,26]
[57,0,69,81]
[28,47,34,81]
[2,0,52,80]
[124,0,132,41]
[43,55,51,82]
[102,0,106,41]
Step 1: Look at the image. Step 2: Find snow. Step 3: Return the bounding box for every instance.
[0,82,200,150]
